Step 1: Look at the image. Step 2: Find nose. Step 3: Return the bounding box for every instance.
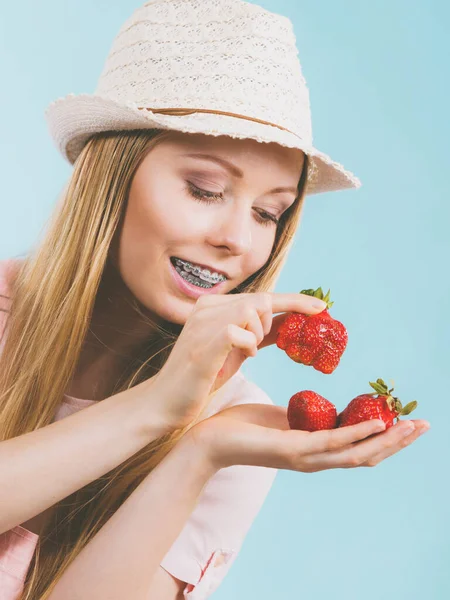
[207,203,252,255]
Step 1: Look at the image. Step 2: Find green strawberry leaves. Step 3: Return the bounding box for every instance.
[369,378,418,417]
[399,401,418,416]
[299,286,334,309]
[369,380,390,396]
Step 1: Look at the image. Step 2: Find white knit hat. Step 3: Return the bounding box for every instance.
[45,0,361,196]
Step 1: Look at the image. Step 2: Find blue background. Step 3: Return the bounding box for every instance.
[0,1,448,598]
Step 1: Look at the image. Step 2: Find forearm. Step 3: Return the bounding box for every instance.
[0,381,172,534]
[47,434,216,600]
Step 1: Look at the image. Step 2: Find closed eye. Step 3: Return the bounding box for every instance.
[184,182,280,227]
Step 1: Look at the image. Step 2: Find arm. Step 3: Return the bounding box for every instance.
[146,567,187,599]
[47,433,216,600]
[0,379,172,534]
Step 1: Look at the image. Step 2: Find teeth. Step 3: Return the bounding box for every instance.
[175,266,215,288]
[174,258,226,283]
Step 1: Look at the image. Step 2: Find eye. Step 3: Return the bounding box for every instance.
[184,182,280,227]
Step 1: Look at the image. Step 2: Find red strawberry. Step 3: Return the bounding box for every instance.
[276,287,348,374]
[288,390,338,432]
[337,378,418,430]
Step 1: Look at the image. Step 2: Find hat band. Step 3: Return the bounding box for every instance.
[137,106,303,140]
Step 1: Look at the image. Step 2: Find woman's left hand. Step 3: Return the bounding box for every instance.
[186,403,430,472]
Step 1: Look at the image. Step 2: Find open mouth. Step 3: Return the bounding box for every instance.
[170,256,225,289]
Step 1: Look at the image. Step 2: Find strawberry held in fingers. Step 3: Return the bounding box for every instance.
[337,379,418,430]
[276,287,348,374]
[288,390,338,432]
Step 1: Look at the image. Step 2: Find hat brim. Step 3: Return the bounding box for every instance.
[45,93,361,196]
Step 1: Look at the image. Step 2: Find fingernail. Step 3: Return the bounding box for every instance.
[418,425,430,435]
[313,300,327,310]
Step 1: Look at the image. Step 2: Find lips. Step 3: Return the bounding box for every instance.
[169,258,228,298]
[170,256,229,279]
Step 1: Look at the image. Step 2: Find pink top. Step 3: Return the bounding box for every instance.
[0,258,278,600]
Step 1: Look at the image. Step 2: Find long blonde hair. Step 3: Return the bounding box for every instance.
[0,129,309,599]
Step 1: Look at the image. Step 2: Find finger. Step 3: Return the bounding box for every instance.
[239,306,265,348]
[195,291,325,318]
[271,292,327,316]
[208,297,268,351]
[361,420,430,467]
[193,293,322,352]
[198,291,326,319]
[200,416,383,472]
[221,323,258,359]
[258,293,327,350]
[189,324,253,384]
[319,420,418,469]
[191,293,243,316]
[252,293,274,341]
[282,419,387,456]
[194,295,268,344]
[259,308,273,340]
[257,313,290,350]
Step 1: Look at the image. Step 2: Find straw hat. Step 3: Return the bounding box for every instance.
[45,0,361,196]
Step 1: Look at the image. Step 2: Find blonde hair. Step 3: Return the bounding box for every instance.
[0,129,309,599]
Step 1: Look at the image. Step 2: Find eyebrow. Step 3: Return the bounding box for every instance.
[181,152,298,196]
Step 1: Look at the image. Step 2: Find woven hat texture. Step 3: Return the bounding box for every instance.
[45,0,361,195]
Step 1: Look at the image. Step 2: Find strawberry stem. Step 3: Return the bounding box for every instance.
[368,378,418,418]
[300,287,334,309]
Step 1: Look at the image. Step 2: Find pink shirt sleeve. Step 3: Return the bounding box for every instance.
[0,526,39,600]
[160,375,278,599]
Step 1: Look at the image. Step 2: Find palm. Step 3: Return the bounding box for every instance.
[191,401,294,470]
[209,402,289,430]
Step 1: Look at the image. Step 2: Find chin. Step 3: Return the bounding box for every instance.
[154,295,194,327]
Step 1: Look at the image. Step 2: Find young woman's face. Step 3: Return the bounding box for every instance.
[115,132,305,325]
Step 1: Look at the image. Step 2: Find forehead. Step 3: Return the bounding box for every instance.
[154,131,305,179]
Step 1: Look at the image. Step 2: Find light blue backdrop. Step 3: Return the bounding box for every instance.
[0,1,448,599]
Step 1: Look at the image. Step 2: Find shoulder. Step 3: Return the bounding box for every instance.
[0,258,22,298]
[227,369,275,409]
[201,368,274,421]
[0,257,22,340]
[0,259,13,318]
[234,369,274,404]
[0,259,13,297]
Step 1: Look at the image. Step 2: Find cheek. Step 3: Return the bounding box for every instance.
[125,177,182,241]
[239,241,272,280]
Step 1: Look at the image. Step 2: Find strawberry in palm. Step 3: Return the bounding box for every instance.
[287,390,337,432]
[337,379,418,430]
[276,287,348,374]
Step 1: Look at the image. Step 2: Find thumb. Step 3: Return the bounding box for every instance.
[257,313,290,350]
[210,348,247,394]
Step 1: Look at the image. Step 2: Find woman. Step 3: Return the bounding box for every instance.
[0,1,429,599]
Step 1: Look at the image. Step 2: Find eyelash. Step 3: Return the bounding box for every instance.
[185,182,280,227]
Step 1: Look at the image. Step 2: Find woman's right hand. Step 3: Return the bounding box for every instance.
[151,291,326,431]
